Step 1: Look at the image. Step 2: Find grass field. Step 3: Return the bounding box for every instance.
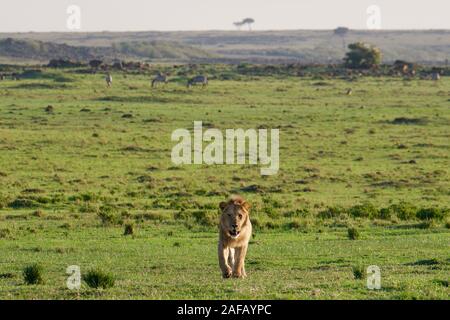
[0,67,449,299]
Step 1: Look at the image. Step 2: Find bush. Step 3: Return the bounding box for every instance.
[416,208,448,221]
[344,42,382,69]
[284,208,310,218]
[263,206,280,219]
[318,206,346,219]
[347,227,360,240]
[83,269,115,289]
[348,203,379,219]
[97,206,120,225]
[8,198,38,209]
[386,202,417,220]
[23,263,44,285]
[192,211,216,226]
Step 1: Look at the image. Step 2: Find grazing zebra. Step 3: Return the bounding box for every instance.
[431,72,440,81]
[152,73,168,88]
[187,75,208,88]
[105,73,113,87]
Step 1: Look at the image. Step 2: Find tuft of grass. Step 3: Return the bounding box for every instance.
[83,269,115,289]
[0,228,12,239]
[347,227,360,240]
[23,263,44,285]
[31,210,44,218]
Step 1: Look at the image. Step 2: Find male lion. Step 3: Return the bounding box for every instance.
[218,196,252,279]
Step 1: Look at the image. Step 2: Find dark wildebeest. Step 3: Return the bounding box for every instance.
[187,75,208,88]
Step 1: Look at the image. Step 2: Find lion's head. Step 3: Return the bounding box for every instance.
[219,196,251,239]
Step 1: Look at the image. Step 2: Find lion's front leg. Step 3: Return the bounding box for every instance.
[232,245,248,278]
[218,243,232,278]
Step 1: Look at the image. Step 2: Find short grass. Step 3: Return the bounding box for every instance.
[0,67,449,299]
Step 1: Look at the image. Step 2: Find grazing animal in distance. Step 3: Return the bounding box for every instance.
[218,196,252,279]
[105,73,113,87]
[187,75,208,88]
[0,74,4,81]
[346,88,353,96]
[151,73,168,88]
[431,72,440,81]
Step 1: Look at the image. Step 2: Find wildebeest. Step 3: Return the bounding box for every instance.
[105,73,113,87]
[187,75,208,88]
[152,73,168,88]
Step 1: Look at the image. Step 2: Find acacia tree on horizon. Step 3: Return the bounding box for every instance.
[234,18,255,31]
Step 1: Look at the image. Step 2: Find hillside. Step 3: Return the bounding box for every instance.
[0,30,449,64]
[0,38,214,63]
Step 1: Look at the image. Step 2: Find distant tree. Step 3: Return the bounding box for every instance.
[242,18,255,30]
[334,27,350,50]
[344,42,381,69]
[234,18,255,31]
[334,27,349,36]
[233,21,244,30]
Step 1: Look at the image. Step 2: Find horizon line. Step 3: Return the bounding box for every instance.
[1,28,450,34]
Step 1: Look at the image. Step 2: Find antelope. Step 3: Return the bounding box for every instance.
[187,75,208,88]
[152,73,168,88]
[105,73,113,87]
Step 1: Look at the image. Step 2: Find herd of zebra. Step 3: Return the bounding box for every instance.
[104,73,208,88]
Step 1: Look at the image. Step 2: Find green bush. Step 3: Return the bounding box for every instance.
[344,42,382,69]
[387,202,417,220]
[348,203,379,218]
[97,206,120,225]
[264,206,280,219]
[192,211,216,226]
[318,206,346,219]
[23,263,44,285]
[83,269,115,289]
[416,208,448,221]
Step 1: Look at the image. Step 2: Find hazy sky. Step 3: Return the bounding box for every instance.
[0,0,449,32]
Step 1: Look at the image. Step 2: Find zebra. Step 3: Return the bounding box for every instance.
[187,75,208,88]
[431,72,441,81]
[152,73,168,88]
[105,73,113,87]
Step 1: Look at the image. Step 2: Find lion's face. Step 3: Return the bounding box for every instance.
[220,197,250,239]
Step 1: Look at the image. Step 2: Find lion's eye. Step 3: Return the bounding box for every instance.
[238,214,243,219]
[227,213,231,217]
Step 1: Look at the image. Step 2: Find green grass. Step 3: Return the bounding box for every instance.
[0,67,449,299]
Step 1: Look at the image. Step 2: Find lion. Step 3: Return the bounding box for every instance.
[218,196,252,279]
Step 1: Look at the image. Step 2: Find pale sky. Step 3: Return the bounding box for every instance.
[0,0,449,32]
